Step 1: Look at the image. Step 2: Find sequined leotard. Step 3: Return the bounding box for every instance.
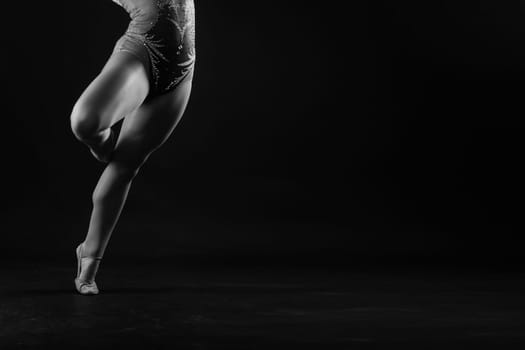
[111,0,196,99]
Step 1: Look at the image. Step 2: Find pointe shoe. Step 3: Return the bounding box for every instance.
[74,242,103,295]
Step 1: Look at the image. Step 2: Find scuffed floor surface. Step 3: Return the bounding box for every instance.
[1,261,525,349]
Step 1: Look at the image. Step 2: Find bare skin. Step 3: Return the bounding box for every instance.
[70,50,193,282]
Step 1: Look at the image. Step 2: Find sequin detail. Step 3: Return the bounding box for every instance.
[112,0,196,98]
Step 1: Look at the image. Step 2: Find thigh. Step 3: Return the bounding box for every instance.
[111,75,194,167]
[73,51,151,130]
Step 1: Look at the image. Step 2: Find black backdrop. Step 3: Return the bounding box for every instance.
[1,1,524,265]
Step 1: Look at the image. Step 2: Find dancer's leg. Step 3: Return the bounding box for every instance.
[81,73,194,259]
[70,51,150,160]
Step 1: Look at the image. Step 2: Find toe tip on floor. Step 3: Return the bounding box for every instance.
[74,278,100,295]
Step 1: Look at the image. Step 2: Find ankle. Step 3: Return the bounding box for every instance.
[81,241,104,258]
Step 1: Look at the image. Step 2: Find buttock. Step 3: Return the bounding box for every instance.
[112,0,196,100]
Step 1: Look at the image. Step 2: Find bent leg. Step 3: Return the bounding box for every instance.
[70,51,150,161]
[81,75,194,259]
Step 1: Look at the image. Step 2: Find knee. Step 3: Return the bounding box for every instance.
[112,154,150,182]
[91,160,145,204]
[113,161,143,182]
[70,101,103,142]
[111,137,156,179]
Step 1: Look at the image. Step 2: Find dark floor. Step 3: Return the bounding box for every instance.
[1,260,525,349]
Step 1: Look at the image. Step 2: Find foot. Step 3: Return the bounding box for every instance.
[74,242,103,295]
[89,128,117,163]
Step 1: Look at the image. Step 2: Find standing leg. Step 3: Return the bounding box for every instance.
[80,74,193,261]
[70,51,150,286]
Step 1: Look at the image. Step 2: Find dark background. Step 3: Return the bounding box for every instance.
[1,1,524,266]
